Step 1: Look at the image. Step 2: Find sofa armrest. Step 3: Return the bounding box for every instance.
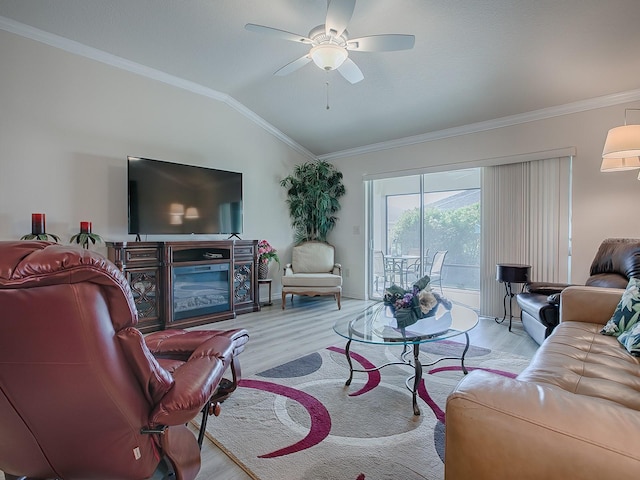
[333,263,342,275]
[559,285,624,325]
[445,370,640,480]
[283,264,293,276]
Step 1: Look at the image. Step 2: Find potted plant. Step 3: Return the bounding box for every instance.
[280,160,346,243]
[257,239,280,279]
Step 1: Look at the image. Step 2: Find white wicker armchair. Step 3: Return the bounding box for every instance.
[281,241,342,310]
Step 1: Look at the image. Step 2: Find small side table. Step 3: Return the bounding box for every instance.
[258,278,273,306]
[495,263,531,331]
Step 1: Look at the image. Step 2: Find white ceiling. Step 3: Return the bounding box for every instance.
[2,0,640,158]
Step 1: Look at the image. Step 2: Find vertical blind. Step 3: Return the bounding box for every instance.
[480,157,572,317]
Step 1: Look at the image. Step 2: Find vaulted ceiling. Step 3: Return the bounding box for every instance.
[2,0,640,158]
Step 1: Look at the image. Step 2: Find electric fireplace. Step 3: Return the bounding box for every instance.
[172,263,230,321]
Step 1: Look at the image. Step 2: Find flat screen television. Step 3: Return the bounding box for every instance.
[127,156,243,236]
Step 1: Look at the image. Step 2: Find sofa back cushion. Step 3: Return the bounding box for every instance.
[588,238,640,288]
[292,241,335,273]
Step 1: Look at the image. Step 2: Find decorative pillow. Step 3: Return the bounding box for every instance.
[618,321,640,356]
[600,277,640,337]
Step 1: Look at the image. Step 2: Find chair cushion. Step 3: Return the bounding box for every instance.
[291,242,335,273]
[282,273,342,288]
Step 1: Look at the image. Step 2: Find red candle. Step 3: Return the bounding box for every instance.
[80,221,92,233]
[31,213,45,235]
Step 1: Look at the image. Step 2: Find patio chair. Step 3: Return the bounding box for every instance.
[429,250,448,294]
[373,250,390,291]
[401,248,429,286]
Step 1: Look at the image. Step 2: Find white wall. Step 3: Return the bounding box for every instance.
[331,102,640,299]
[0,30,305,295]
[2,29,639,304]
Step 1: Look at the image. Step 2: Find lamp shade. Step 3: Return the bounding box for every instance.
[169,203,185,216]
[185,207,199,219]
[310,44,348,71]
[600,157,640,172]
[602,125,640,158]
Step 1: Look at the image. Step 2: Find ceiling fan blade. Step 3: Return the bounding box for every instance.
[245,23,312,44]
[337,57,364,84]
[347,34,416,52]
[325,0,355,38]
[274,55,312,76]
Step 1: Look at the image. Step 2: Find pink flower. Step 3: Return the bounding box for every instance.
[257,239,280,267]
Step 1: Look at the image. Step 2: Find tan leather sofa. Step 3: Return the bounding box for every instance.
[281,241,342,309]
[445,285,640,480]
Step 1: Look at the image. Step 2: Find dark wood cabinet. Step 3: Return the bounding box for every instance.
[233,240,259,315]
[108,242,163,332]
[107,240,259,332]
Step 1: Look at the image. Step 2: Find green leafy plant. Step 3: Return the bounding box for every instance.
[20,233,60,242]
[280,160,346,243]
[69,232,103,249]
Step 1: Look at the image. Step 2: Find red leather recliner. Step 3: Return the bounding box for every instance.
[0,241,249,480]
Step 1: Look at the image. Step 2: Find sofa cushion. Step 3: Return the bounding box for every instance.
[281,273,342,288]
[518,321,640,410]
[601,277,640,337]
[588,238,640,283]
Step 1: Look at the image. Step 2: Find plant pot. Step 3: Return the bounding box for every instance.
[258,262,269,280]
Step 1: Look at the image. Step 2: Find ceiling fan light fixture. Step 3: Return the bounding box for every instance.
[310,44,348,71]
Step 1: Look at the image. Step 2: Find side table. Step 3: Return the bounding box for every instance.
[258,278,273,306]
[494,263,531,331]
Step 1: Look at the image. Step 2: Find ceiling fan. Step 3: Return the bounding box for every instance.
[245,0,415,84]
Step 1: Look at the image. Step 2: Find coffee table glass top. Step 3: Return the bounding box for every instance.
[333,301,478,345]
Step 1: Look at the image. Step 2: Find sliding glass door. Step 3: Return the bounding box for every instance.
[368,169,481,312]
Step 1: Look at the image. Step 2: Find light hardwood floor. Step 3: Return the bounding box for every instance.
[189,295,540,479]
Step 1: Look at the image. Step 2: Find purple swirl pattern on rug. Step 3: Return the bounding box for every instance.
[236,347,519,463]
[238,379,331,458]
[326,346,381,396]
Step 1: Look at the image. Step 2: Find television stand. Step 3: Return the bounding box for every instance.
[107,240,259,332]
[227,233,242,240]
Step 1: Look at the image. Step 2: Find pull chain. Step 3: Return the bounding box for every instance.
[325,81,330,110]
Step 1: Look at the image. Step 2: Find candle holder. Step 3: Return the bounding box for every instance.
[70,221,103,249]
[20,213,61,242]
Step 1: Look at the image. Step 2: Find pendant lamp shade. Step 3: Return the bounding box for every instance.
[600,157,640,172]
[602,125,640,159]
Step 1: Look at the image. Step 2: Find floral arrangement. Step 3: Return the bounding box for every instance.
[257,239,280,266]
[383,275,451,328]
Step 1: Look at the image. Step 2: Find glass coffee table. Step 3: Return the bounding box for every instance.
[333,301,478,415]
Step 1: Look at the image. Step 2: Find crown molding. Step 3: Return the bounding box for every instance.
[0,16,316,161]
[318,89,640,161]
[4,15,640,164]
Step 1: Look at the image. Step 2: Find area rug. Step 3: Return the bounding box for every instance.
[202,341,531,480]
